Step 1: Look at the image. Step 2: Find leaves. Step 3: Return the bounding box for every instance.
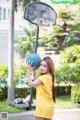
[14,25,36,58]
[60,45,80,63]
[0,65,8,81]
[15,0,40,10]
[56,45,80,84]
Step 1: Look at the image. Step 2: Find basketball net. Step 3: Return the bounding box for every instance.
[38,19,53,37]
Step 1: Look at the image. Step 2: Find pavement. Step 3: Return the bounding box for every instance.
[8,108,80,120]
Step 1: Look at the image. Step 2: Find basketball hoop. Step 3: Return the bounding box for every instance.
[24,2,57,109]
[24,2,57,26]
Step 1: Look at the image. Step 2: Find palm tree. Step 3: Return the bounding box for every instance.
[8,0,40,105]
[15,25,36,58]
[8,0,15,105]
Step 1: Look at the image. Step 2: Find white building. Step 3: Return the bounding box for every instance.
[0,0,28,65]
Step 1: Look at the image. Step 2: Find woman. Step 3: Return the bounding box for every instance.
[27,56,56,120]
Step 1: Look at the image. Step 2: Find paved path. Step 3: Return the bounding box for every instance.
[8,108,80,120]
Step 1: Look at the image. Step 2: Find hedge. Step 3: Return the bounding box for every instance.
[0,86,71,100]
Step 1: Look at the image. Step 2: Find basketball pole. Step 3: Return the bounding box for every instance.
[29,25,39,108]
[35,25,39,54]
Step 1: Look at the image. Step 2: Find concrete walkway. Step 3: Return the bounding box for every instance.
[8,108,80,120]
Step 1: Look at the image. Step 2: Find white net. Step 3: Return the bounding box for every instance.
[39,23,53,38]
[38,18,54,26]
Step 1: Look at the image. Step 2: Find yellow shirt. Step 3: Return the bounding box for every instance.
[34,74,55,118]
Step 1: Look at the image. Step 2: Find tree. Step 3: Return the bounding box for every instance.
[8,0,15,105]
[8,0,40,105]
[50,0,80,4]
[53,5,80,53]
[15,0,40,11]
[41,5,80,53]
[15,25,36,58]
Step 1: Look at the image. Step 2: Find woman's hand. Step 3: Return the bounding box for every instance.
[26,63,32,72]
[26,64,42,87]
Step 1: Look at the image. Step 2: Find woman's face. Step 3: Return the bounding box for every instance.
[39,60,48,74]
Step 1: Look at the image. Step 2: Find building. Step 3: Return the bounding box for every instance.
[0,0,28,65]
[0,0,55,65]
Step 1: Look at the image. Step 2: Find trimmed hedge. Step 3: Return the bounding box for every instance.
[0,86,71,100]
[14,87,30,98]
[0,87,7,100]
[56,85,71,96]
[14,87,36,99]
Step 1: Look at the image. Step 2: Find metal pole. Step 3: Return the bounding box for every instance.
[29,25,39,108]
[35,25,39,53]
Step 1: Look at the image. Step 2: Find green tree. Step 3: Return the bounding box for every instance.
[41,5,80,53]
[15,0,40,10]
[53,5,80,53]
[51,0,80,4]
[15,25,36,58]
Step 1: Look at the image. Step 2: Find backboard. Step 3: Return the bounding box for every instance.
[24,2,57,26]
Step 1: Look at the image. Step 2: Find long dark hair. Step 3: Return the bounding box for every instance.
[41,57,56,102]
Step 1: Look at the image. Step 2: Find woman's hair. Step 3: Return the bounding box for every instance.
[41,56,56,102]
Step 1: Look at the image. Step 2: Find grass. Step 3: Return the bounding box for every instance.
[0,96,80,113]
[55,95,80,109]
[0,100,26,113]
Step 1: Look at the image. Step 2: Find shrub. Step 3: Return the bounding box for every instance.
[14,62,27,86]
[60,45,80,63]
[14,87,30,98]
[0,87,7,100]
[71,85,80,104]
[0,64,8,82]
[56,85,71,96]
[14,87,36,99]
[56,63,80,84]
[56,45,80,84]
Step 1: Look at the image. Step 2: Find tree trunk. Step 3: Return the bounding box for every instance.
[8,0,15,105]
[56,22,67,53]
[56,35,66,53]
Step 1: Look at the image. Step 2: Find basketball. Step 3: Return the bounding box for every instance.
[26,54,41,68]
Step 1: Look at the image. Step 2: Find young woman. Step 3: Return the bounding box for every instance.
[27,56,56,120]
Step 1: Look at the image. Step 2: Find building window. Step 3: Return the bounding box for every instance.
[0,7,2,20]
[0,7,9,21]
[3,8,6,20]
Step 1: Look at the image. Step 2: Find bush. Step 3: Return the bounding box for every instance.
[56,63,80,84]
[71,85,80,104]
[56,86,71,96]
[60,45,80,63]
[0,87,7,100]
[14,87,36,99]
[0,64,8,83]
[56,45,80,84]
[14,62,27,86]
[14,87,30,98]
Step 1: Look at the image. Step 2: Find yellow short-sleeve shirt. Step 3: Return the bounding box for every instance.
[34,74,55,118]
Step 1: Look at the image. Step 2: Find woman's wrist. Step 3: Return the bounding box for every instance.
[27,70,31,73]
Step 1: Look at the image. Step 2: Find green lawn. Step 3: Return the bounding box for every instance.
[0,100,26,113]
[55,95,80,109]
[0,96,80,113]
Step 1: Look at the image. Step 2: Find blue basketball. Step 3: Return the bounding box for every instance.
[26,54,41,68]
